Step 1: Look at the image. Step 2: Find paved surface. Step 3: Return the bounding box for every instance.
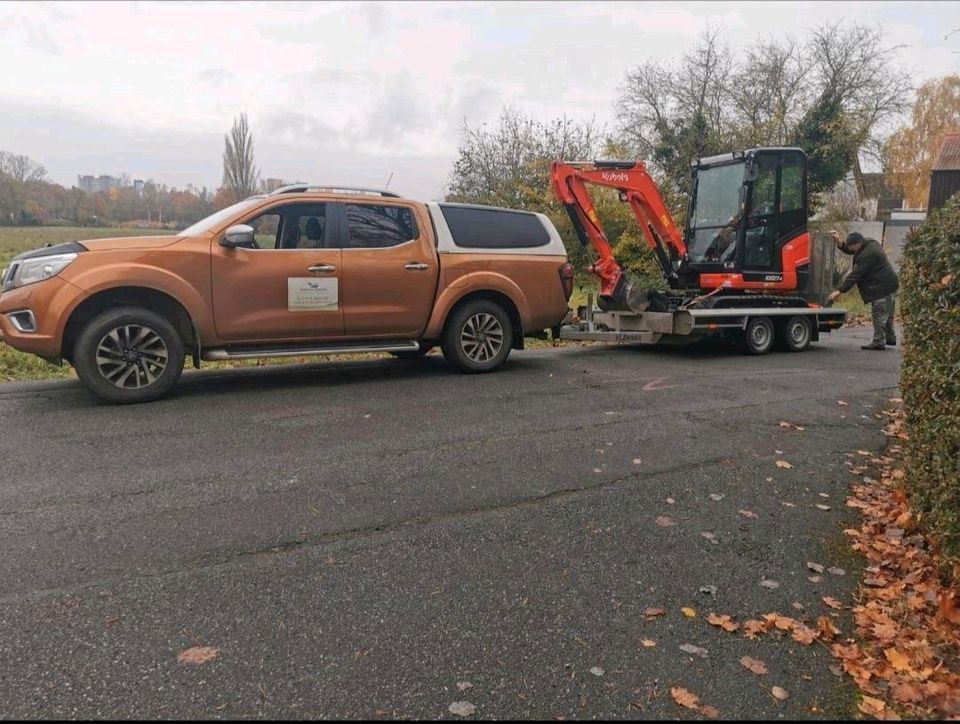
[0,327,900,719]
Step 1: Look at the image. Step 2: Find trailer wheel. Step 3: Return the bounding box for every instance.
[781,315,812,352]
[743,316,776,355]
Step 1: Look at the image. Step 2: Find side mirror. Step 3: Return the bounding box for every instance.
[220,224,255,249]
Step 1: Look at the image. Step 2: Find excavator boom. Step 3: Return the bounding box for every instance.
[550,160,687,308]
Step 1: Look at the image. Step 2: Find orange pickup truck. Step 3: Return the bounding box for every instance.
[0,185,573,403]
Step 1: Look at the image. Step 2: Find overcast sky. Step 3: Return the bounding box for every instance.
[2,1,958,201]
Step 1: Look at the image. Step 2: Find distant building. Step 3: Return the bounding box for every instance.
[261,178,288,193]
[133,179,144,196]
[77,174,123,194]
[928,133,960,211]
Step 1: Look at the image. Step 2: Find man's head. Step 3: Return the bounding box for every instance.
[845,231,866,251]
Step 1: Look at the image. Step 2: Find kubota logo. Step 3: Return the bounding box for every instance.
[601,172,629,182]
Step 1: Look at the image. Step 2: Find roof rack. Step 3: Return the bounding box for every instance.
[269,184,400,198]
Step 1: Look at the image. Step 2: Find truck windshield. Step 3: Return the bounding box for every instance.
[688,162,745,263]
[180,198,263,236]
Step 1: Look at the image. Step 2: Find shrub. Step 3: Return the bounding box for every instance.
[899,195,960,564]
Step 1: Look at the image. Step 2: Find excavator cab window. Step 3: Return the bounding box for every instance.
[686,160,746,266]
[741,150,807,273]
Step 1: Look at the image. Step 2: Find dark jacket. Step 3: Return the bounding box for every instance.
[838,239,899,303]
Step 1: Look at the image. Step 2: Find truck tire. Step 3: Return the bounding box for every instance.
[743,316,776,355]
[73,306,185,404]
[390,345,434,359]
[441,299,513,373]
[780,315,812,352]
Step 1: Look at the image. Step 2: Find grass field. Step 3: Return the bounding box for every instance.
[0,226,874,384]
[0,226,174,268]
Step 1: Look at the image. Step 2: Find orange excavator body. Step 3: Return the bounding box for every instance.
[550,148,812,311]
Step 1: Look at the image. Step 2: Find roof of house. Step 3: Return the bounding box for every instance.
[932,133,960,172]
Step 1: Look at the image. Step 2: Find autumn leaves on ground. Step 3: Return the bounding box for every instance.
[657,407,960,720]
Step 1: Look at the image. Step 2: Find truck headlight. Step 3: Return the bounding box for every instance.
[1,253,78,292]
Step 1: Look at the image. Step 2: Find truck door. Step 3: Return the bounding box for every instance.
[337,202,439,337]
[210,200,344,341]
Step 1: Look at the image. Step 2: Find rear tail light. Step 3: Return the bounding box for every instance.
[559,263,575,301]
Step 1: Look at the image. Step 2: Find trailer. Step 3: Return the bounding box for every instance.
[559,292,847,355]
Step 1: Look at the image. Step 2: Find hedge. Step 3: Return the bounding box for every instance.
[900,195,960,565]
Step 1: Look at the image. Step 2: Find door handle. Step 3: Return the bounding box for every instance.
[308,264,336,273]
[404,262,429,271]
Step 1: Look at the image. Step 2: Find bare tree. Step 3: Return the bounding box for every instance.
[0,151,46,183]
[614,22,912,208]
[222,114,259,202]
[447,107,601,208]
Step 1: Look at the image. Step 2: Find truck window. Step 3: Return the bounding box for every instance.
[242,202,329,249]
[344,204,418,248]
[439,205,549,248]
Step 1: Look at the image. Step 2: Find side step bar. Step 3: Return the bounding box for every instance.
[202,340,419,361]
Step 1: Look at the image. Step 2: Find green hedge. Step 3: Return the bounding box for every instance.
[900,196,960,564]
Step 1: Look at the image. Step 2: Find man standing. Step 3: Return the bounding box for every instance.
[827,231,900,350]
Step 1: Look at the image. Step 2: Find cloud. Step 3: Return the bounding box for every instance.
[197,68,236,86]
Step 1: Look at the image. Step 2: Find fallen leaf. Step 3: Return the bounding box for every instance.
[779,421,792,428]
[656,516,675,527]
[771,686,790,702]
[701,532,719,545]
[791,625,817,645]
[776,460,794,469]
[837,400,849,406]
[941,273,954,286]
[759,579,780,589]
[740,656,769,675]
[808,575,823,583]
[644,607,667,619]
[679,643,708,658]
[884,648,911,672]
[817,616,840,640]
[816,504,832,511]
[739,509,758,519]
[699,585,718,595]
[448,701,476,717]
[859,696,887,717]
[709,493,725,501]
[641,639,656,648]
[671,687,700,709]
[823,596,844,609]
[632,458,642,465]
[681,607,697,618]
[589,666,605,677]
[743,620,768,639]
[456,681,473,692]
[807,561,826,573]
[827,567,846,576]
[707,612,739,632]
[177,646,220,666]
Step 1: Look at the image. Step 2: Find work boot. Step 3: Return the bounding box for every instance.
[886,339,897,347]
[861,343,886,351]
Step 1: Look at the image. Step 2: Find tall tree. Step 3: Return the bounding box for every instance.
[614,22,911,214]
[222,113,259,202]
[447,107,600,208]
[0,151,46,183]
[885,75,960,208]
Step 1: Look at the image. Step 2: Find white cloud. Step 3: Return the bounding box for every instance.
[0,0,957,200]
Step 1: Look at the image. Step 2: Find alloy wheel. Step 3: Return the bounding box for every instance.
[95,324,169,389]
[460,313,504,363]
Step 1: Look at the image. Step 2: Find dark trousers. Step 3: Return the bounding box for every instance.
[871,294,896,346]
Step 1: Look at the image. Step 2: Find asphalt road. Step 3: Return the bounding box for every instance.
[0,327,901,719]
